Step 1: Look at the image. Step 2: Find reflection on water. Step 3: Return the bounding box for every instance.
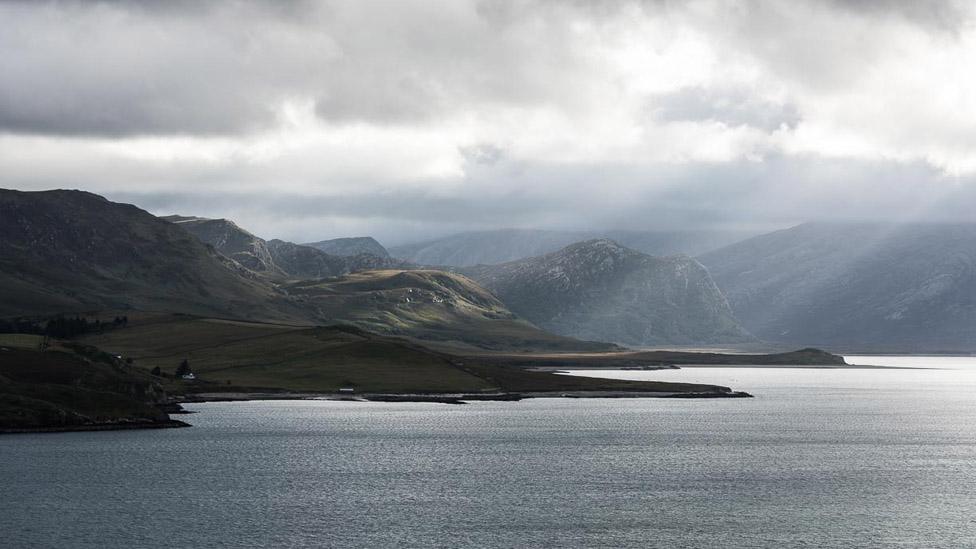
[2,358,976,548]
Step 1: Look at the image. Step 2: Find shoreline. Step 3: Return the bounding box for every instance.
[0,419,191,435]
[180,388,753,405]
[532,363,921,371]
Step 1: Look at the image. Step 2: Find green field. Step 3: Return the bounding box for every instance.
[0,334,46,350]
[78,313,732,395]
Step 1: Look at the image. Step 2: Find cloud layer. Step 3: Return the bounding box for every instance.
[2,0,975,244]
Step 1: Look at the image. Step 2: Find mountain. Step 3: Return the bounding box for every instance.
[166,215,402,280]
[0,189,300,321]
[388,228,758,267]
[303,236,390,258]
[698,223,976,351]
[0,190,611,351]
[462,239,751,347]
[163,216,284,276]
[283,269,614,351]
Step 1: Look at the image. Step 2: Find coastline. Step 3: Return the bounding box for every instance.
[533,363,918,371]
[180,388,754,405]
[0,418,191,435]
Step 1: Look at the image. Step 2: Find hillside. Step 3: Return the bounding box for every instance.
[163,216,284,276]
[0,189,300,321]
[284,269,616,351]
[389,228,757,267]
[0,191,620,352]
[462,240,752,347]
[168,215,403,279]
[0,341,186,432]
[303,236,390,258]
[698,223,976,351]
[76,314,730,395]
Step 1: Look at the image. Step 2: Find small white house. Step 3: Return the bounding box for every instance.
[181,373,196,381]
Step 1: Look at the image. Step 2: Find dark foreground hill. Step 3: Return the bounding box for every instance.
[0,340,186,432]
[463,239,752,347]
[0,190,301,321]
[699,222,976,351]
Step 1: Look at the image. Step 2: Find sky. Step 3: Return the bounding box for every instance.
[2,0,976,245]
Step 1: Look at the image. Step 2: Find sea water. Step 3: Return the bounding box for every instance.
[2,356,975,548]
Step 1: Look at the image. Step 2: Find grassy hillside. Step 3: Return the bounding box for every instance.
[78,313,733,395]
[285,269,616,352]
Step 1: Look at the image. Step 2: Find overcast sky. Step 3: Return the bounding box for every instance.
[2,0,975,245]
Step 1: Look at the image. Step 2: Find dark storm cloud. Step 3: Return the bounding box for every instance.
[2,0,976,242]
[0,0,312,136]
[0,0,584,135]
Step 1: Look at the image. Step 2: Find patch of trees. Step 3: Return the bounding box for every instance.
[150,359,194,379]
[0,315,129,339]
[175,359,193,377]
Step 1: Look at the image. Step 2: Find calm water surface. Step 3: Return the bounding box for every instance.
[2,356,976,548]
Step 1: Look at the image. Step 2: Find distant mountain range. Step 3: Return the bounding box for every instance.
[389,228,759,267]
[463,239,752,347]
[303,236,390,258]
[699,223,976,351]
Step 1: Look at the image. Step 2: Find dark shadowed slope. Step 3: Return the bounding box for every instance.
[0,341,185,432]
[389,228,759,267]
[303,236,390,258]
[698,223,976,351]
[0,189,302,321]
[462,240,752,347]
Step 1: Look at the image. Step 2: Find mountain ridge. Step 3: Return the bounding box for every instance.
[462,239,752,347]
[698,222,976,351]
[390,228,760,267]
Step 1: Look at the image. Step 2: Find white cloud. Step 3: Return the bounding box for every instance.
[1,0,975,242]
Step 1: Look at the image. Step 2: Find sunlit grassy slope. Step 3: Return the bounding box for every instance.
[285,269,616,352]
